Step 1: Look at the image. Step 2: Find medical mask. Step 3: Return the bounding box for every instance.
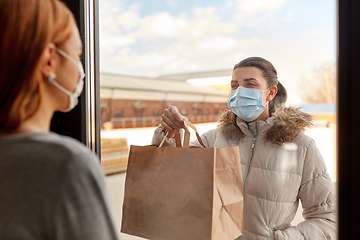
[227,86,270,122]
[48,48,85,111]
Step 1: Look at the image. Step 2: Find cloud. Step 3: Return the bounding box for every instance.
[116,11,142,31]
[100,34,264,77]
[101,37,136,46]
[99,1,142,35]
[238,0,286,13]
[193,6,217,18]
[229,0,287,26]
[99,1,266,76]
[98,0,336,105]
[151,13,187,36]
[283,11,295,22]
[140,54,177,65]
[199,38,236,50]
[165,0,178,8]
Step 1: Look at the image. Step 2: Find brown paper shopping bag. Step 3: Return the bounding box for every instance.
[121,120,243,240]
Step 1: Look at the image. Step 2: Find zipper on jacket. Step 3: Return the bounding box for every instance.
[243,122,258,197]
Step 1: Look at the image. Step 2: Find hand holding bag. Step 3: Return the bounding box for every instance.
[121,120,244,240]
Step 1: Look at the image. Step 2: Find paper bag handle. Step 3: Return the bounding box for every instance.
[183,119,206,148]
[158,119,206,148]
[158,131,169,148]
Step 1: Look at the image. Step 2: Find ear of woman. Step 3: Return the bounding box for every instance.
[266,85,278,102]
[40,43,57,80]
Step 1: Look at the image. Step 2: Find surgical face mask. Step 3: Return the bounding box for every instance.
[227,86,270,122]
[48,48,85,111]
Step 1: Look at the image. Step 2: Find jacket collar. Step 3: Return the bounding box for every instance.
[218,107,313,145]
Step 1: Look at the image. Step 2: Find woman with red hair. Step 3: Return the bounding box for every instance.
[0,0,119,239]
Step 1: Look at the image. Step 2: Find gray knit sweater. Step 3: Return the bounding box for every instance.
[0,132,119,240]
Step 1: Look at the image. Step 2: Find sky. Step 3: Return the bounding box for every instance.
[99,0,336,104]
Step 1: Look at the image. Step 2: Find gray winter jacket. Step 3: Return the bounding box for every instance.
[151,108,336,240]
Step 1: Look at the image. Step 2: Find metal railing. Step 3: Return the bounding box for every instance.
[108,115,220,129]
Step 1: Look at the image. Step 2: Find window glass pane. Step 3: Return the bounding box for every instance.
[99,0,336,238]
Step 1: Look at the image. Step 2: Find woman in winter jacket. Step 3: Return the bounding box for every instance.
[151,57,336,240]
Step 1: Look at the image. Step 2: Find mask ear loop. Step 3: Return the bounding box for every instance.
[48,73,73,96]
[56,48,78,65]
[263,86,274,108]
[56,48,86,82]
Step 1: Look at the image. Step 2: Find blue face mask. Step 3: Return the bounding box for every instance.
[227,86,269,122]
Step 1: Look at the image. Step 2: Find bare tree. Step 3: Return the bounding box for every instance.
[299,62,336,103]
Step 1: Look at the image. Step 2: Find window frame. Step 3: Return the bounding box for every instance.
[52,1,360,238]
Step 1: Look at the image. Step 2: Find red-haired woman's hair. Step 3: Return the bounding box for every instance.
[0,0,75,131]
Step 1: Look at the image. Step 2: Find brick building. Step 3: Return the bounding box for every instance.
[100,70,231,128]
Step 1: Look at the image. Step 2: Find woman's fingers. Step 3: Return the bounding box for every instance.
[162,106,184,130]
[160,106,189,138]
[162,112,180,130]
[160,120,175,138]
[169,106,184,125]
[161,119,174,132]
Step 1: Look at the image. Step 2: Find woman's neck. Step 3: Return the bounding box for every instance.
[3,100,54,136]
[15,115,52,133]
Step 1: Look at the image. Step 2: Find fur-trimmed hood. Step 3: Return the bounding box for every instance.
[218,107,313,145]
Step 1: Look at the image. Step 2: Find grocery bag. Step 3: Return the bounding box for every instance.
[121,119,243,240]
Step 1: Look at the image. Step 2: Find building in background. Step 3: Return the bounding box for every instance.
[100,70,336,129]
[100,71,231,129]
